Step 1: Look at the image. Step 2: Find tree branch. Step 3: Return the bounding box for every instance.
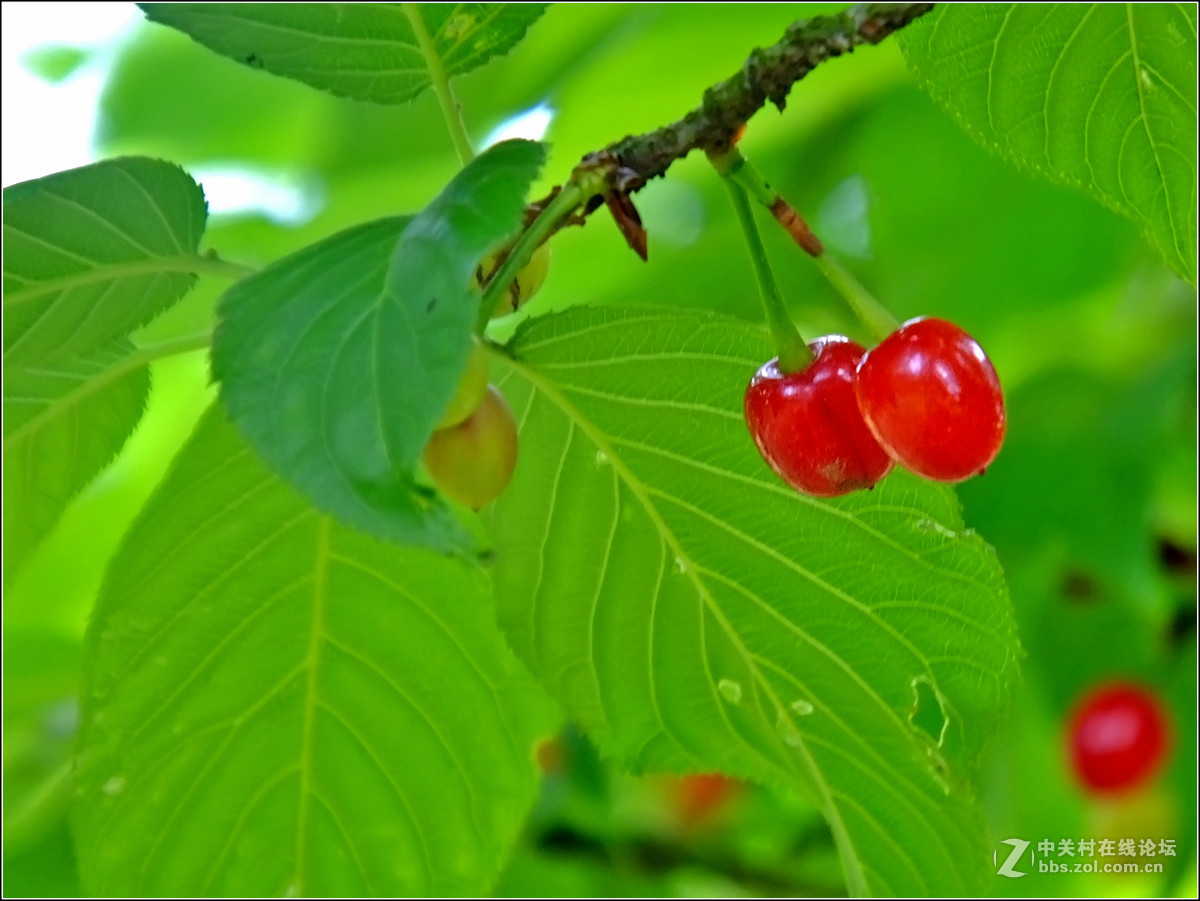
[608,3,934,186]
[531,3,934,244]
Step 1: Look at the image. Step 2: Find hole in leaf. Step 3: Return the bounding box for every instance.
[908,675,948,748]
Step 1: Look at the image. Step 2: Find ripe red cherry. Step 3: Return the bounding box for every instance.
[745,337,894,497]
[855,317,1005,482]
[1068,682,1171,795]
[674,773,741,827]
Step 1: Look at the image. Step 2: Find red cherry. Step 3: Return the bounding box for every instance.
[855,317,1005,482]
[1068,682,1171,795]
[745,336,894,497]
[675,773,741,826]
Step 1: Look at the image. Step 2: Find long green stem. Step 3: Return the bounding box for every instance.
[6,253,255,306]
[720,147,823,257]
[475,183,584,332]
[811,253,898,342]
[403,3,474,165]
[711,156,811,373]
[717,147,898,342]
[194,252,258,281]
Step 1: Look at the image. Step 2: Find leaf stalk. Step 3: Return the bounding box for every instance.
[403,3,475,165]
[475,183,585,331]
[709,149,812,374]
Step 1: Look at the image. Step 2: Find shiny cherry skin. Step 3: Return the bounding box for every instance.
[1068,682,1171,795]
[745,336,894,497]
[855,317,1005,482]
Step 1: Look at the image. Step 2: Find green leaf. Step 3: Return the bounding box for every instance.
[74,407,558,896]
[139,3,549,104]
[3,157,208,368]
[383,139,545,464]
[212,140,544,551]
[897,4,1198,285]
[487,307,1020,896]
[3,341,150,587]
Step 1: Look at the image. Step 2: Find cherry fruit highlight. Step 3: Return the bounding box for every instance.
[745,336,894,497]
[1068,682,1171,795]
[855,317,1005,482]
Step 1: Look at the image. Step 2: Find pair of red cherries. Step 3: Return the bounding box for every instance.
[745,317,1006,496]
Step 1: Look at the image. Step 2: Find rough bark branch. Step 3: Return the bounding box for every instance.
[533,3,935,247]
[608,3,935,185]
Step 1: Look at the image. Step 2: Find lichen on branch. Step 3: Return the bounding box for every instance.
[536,2,934,243]
[609,3,935,184]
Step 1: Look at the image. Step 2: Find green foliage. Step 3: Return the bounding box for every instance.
[898,4,1199,285]
[2,158,207,583]
[488,307,1018,895]
[74,408,558,896]
[3,341,149,585]
[3,157,207,366]
[139,3,548,104]
[3,3,1195,898]
[212,140,544,552]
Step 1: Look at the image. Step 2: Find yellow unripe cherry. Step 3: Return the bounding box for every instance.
[436,337,490,429]
[477,244,551,315]
[422,385,518,510]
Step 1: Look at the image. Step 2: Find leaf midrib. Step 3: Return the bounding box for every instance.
[3,332,211,449]
[493,348,871,897]
[1125,2,1185,262]
[3,254,213,306]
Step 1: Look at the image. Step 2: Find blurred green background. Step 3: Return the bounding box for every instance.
[4,4,1195,896]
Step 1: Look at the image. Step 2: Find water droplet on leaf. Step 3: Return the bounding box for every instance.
[776,716,803,748]
[915,517,958,538]
[717,679,742,704]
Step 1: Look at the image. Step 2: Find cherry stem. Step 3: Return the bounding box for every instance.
[810,253,899,343]
[475,181,584,332]
[709,149,812,374]
[718,146,899,342]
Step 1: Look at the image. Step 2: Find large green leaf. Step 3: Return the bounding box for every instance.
[75,407,558,896]
[3,341,150,587]
[3,157,208,367]
[487,307,1019,896]
[212,140,544,552]
[898,4,1198,286]
[139,3,549,105]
